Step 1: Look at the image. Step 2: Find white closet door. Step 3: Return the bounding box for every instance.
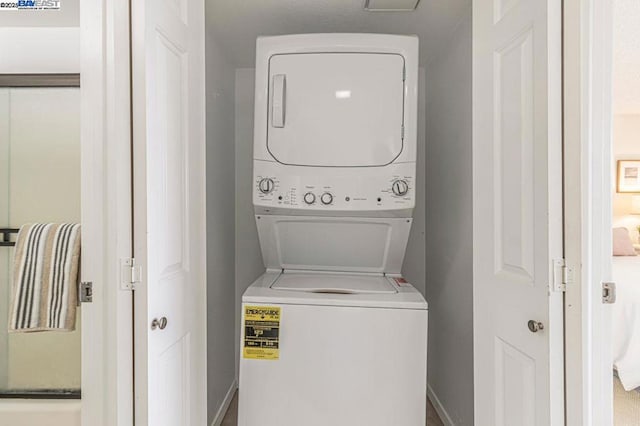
[473,0,564,424]
[131,0,206,424]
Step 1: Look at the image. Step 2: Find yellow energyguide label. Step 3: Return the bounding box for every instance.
[243,306,281,360]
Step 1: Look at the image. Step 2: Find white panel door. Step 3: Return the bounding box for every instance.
[267,53,405,167]
[131,0,206,424]
[473,0,564,425]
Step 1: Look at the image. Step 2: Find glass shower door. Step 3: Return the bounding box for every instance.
[0,86,81,398]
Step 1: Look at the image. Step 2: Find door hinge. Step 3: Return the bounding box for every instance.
[120,258,142,291]
[602,282,616,304]
[552,259,573,292]
[79,281,93,303]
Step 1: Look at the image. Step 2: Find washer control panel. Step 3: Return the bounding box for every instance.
[391,179,409,196]
[320,192,334,205]
[258,177,275,194]
[253,162,415,211]
[303,192,316,205]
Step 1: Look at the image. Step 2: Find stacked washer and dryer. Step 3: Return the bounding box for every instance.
[238,34,428,426]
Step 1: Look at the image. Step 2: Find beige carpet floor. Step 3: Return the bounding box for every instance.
[615,375,640,426]
[221,391,444,425]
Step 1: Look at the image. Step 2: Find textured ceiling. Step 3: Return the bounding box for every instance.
[613,0,640,114]
[206,0,470,68]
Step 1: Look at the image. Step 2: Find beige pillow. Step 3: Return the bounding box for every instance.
[613,227,637,256]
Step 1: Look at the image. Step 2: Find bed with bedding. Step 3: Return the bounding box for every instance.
[613,255,640,391]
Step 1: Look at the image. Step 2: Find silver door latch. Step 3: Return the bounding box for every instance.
[79,281,93,303]
[602,282,616,304]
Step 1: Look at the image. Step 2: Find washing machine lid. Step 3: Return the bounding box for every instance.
[271,272,397,294]
[256,215,412,274]
[243,271,428,310]
[266,52,405,167]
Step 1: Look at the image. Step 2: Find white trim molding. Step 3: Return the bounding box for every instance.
[80,0,134,425]
[427,385,455,426]
[563,0,614,424]
[211,380,238,426]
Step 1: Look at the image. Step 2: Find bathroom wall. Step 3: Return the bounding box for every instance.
[0,88,81,390]
[425,7,474,425]
[0,0,78,27]
[612,114,640,238]
[0,27,79,74]
[205,31,238,424]
[0,0,79,75]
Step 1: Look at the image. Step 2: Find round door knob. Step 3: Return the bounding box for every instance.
[258,178,274,194]
[527,320,544,333]
[151,317,168,330]
[320,192,333,205]
[303,192,316,205]
[392,179,409,196]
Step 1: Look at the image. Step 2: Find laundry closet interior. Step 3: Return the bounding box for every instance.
[203,0,472,424]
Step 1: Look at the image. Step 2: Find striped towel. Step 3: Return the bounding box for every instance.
[9,223,81,332]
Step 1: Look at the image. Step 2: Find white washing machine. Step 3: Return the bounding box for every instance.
[238,34,427,426]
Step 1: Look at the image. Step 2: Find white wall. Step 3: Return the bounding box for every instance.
[0,27,79,74]
[0,0,79,74]
[612,114,640,239]
[425,8,473,426]
[234,68,265,378]
[0,0,78,27]
[205,32,237,424]
[403,68,427,293]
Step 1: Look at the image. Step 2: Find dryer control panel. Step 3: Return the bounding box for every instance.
[253,161,415,213]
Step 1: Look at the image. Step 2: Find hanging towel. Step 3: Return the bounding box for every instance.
[9,223,81,332]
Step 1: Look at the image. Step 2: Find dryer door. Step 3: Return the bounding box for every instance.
[267,53,405,167]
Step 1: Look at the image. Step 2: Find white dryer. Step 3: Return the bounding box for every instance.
[239,34,427,426]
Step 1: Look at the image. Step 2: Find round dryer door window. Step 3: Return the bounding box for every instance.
[266,52,405,167]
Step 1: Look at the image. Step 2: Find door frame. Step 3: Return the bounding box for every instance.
[80,0,134,424]
[563,0,614,424]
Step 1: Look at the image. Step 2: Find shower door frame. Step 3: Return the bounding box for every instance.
[0,74,80,88]
[0,74,81,399]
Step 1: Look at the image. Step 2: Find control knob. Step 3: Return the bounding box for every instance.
[320,192,334,205]
[258,178,275,194]
[392,179,409,196]
[303,192,316,205]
